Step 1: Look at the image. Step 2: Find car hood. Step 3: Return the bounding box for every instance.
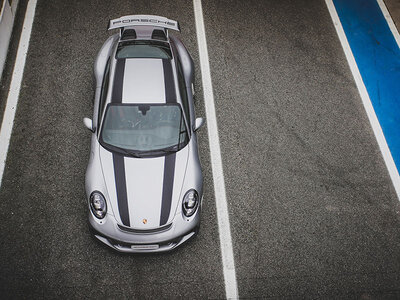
[99,145,189,229]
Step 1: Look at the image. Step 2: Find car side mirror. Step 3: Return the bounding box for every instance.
[83,117,94,132]
[193,117,205,132]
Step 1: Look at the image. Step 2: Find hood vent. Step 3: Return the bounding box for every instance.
[121,29,137,40]
[151,29,167,41]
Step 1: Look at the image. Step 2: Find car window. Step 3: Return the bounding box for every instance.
[176,60,191,125]
[116,41,172,59]
[98,59,111,126]
[100,104,188,154]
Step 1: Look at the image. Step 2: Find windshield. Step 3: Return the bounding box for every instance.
[100,104,188,156]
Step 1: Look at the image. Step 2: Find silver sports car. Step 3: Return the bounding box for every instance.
[83,15,204,253]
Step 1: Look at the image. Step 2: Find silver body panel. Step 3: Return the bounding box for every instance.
[122,59,165,103]
[85,16,203,253]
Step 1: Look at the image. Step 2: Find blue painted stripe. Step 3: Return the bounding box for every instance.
[333,0,400,169]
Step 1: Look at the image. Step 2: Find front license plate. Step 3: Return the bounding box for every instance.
[131,244,159,250]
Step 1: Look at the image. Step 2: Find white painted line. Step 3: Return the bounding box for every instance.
[0,0,38,188]
[193,0,239,299]
[325,0,400,200]
[379,0,400,49]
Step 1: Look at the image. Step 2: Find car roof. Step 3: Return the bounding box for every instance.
[105,26,182,106]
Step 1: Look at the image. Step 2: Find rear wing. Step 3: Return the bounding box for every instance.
[108,15,180,32]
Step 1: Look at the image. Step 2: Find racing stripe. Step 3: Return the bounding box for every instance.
[159,59,177,225]
[112,153,130,226]
[162,59,176,103]
[111,57,130,226]
[111,58,126,103]
[125,156,165,229]
[159,153,176,226]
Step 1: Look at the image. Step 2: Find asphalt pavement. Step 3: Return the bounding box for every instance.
[0,0,224,299]
[0,0,400,299]
[202,0,400,297]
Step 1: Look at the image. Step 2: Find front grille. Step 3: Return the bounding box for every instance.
[117,222,172,234]
[112,237,179,252]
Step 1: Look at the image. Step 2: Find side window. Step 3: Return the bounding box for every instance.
[176,60,191,126]
[98,59,111,125]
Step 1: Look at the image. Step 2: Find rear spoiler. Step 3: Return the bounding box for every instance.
[108,15,180,32]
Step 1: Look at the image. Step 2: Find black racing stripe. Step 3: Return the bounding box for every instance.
[112,153,130,226]
[111,58,129,226]
[162,59,176,103]
[111,58,126,103]
[159,153,176,226]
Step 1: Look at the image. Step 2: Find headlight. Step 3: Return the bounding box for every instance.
[182,189,199,217]
[90,191,107,219]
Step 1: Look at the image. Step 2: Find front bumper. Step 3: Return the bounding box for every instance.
[88,208,200,253]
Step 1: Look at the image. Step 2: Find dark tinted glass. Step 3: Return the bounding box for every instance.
[101,104,188,153]
[116,41,172,59]
[176,60,190,125]
[98,59,111,125]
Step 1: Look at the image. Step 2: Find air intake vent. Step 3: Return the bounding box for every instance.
[121,29,137,40]
[151,29,167,41]
[117,222,172,234]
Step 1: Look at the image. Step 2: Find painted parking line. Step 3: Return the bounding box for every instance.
[193,0,239,299]
[325,0,400,199]
[377,0,400,47]
[0,0,38,189]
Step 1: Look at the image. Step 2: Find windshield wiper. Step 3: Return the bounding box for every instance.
[123,149,143,158]
[143,144,180,156]
[107,144,143,158]
[158,148,177,154]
